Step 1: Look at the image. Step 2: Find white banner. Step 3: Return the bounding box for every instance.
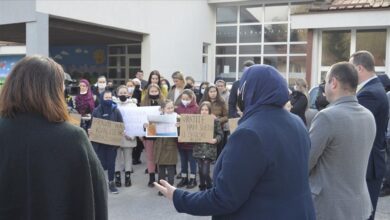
[120,106,161,137]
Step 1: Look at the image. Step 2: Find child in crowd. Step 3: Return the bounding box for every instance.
[193,101,223,191]
[113,85,138,187]
[175,89,199,189]
[90,90,123,194]
[141,84,165,187]
[152,99,179,196]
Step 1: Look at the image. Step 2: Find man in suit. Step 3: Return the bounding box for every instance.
[350,50,389,219]
[228,60,254,118]
[309,62,376,220]
[135,70,148,90]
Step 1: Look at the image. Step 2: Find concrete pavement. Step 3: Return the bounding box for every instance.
[108,155,390,220]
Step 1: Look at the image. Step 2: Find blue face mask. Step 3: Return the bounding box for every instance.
[102,99,113,107]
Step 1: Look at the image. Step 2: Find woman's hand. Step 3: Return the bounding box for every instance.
[175,122,180,127]
[154,180,176,200]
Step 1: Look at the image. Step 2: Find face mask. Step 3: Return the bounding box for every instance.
[181,100,191,106]
[80,91,87,95]
[161,84,168,90]
[102,100,113,107]
[201,88,205,94]
[149,94,159,100]
[127,87,135,94]
[98,83,106,89]
[293,85,298,91]
[119,95,127,102]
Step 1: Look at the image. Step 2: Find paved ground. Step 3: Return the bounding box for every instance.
[108,155,390,220]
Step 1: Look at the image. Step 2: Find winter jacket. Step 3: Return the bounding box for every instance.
[0,113,107,220]
[113,97,137,148]
[193,119,224,161]
[154,137,178,165]
[290,91,308,125]
[210,100,228,125]
[91,103,123,148]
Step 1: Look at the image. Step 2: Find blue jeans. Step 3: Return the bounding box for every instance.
[178,148,197,176]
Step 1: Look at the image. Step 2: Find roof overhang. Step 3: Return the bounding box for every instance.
[0,15,143,45]
[291,9,390,29]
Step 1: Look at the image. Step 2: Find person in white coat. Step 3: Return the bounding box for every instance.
[114,85,138,187]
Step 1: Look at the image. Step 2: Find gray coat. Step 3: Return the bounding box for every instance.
[309,96,376,220]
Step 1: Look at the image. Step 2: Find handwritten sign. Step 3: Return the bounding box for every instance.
[179,114,214,143]
[89,118,125,146]
[146,114,178,137]
[69,113,82,126]
[120,106,161,136]
[228,118,240,133]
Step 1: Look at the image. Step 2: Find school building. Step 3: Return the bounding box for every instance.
[0,0,389,87]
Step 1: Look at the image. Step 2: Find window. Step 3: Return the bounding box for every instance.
[107,44,141,85]
[356,29,386,66]
[215,4,308,83]
[321,30,351,66]
[319,29,388,84]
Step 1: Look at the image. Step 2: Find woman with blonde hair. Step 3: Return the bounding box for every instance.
[0,55,107,220]
[289,78,308,125]
[168,71,186,103]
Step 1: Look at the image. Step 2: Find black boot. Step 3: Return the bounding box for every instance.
[186,178,197,189]
[176,174,188,188]
[115,171,121,187]
[199,184,206,191]
[125,171,132,187]
[148,173,155,187]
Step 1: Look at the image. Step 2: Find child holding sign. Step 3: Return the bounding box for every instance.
[141,84,165,187]
[113,85,138,187]
[152,100,179,196]
[193,101,224,191]
[175,89,199,189]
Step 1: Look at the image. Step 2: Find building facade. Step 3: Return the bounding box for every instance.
[0,0,389,88]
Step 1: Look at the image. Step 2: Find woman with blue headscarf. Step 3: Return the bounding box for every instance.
[154,65,315,220]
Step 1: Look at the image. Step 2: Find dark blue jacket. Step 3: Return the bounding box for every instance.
[357,77,389,179]
[173,65,315,220]
[91,103,123,148]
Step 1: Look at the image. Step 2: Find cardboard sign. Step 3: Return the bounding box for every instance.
[146,114,178,138]
[120,106,161,136]
[228,118,240,133]
[69,113,82,126]
[178,114,214,143]
[89,118,125,146]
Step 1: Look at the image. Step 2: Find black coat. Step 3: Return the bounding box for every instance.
[0,113,107,220]
[290,91,308,124]
[228,80,240,118]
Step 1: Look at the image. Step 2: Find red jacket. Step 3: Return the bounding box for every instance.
[176,99,198,150]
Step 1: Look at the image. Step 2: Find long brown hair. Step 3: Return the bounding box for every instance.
[200,85,225,106]
[0,55,70,122]
[140,84,164,106]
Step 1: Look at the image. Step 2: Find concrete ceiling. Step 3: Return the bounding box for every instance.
[0,16,143,46]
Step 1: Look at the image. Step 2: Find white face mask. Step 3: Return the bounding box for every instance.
[98,83,106,89]
[80,91,87,95]
[293,85,298,91]
[201,88,205,94]
[181,100,191,106]
[128,87,135,93]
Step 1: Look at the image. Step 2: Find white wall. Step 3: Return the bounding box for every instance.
[0,0,36,25]
[35,0,216,82]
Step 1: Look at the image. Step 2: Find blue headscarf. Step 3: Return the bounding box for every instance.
[238,64,289,123]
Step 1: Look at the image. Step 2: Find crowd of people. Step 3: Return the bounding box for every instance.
[0,50,389,220]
